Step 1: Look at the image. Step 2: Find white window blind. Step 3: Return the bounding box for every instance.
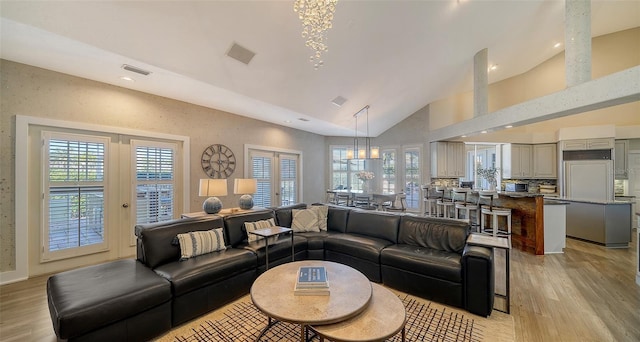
[252,156,272,208]
[43,133,108,257]
[132,141,176,225]
[280,156,297,206]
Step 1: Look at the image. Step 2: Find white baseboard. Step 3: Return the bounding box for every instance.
[0,269,28,286]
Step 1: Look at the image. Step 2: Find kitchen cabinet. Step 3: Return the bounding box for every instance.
[431,141,465,178]
[561,138,614,151]
[533,144,557,178]
[614,140,629,179]
[501,144,532,179]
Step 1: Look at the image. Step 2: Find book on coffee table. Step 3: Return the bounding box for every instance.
[294,266,330,296]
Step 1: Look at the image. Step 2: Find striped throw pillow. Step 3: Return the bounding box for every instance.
[177,228,226,260]
[245,218,277,242]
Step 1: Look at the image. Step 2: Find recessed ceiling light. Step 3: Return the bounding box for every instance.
[481,130,487,134]
[505,125,513,128]
[554,42,562,48]
[488,64,498,72]
[461,135,467,138]
[120,76,134,82]
[284,120,292,123]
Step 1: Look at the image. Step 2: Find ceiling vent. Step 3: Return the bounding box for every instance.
[331,96,347,107]
[298,118,310,122]
[226,42,256,65]
[122,64,151,76]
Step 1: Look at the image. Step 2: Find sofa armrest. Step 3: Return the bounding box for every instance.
[461,244,494,317]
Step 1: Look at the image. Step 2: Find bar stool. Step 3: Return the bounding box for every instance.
[479,191,512,239]
[325,190,337,204]
[453,188,478,230]
[436,186,454,218]
[422,185,438,217]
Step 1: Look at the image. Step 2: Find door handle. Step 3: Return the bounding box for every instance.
[122,203,129,208]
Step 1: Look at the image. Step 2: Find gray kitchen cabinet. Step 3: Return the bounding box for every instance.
[533,143,557,179]
[614,140,629,179]
[431,141,465,178]
[502,144,532,179]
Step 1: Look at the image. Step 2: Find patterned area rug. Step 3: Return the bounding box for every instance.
[167,295,486,342]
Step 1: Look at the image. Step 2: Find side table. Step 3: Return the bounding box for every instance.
[466,233,511,314]
[248,226,294,270]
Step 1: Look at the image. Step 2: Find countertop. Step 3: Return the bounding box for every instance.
[545,197,634,205]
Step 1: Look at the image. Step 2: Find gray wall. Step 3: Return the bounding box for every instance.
[0,59,326,272]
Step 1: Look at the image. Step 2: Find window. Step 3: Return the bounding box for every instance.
[251,154,273,208]
[280,156,297,205]
[330,146,365,191]
[403,147,421,210]
[382,149,396,194]
[132,140,176,225]
[43,132,108,259]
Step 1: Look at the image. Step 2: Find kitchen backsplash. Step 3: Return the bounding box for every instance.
[430,178,558,193]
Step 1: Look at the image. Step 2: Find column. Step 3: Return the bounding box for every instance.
[473,48,488,117]
[565,0,591,87]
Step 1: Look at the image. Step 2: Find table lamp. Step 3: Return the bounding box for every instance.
[234,178,257,210]
[199,179,227,214]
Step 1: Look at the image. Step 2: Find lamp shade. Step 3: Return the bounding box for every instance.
[234,178,257,210]
[199,179,228,197]
[234,178,257,194]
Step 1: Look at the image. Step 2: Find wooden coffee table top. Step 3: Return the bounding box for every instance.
[311,283,406,342]
[250,261,372,325]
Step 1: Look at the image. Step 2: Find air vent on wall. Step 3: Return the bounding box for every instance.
[122,64,151,76]
[226,43,256,65]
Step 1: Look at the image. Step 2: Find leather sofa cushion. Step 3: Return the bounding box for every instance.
[136,217,225,269]
[47,259,171,339]
[295,231,340,249]
[326,205,350,233]
[381,244,462,283]
[223,210,276,247]
[345,210,400,243]
[274,203,308,228]
[153,248,256,297]
[398,216,469,254]
[324,234,394,263]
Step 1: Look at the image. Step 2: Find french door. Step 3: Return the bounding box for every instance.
[248,148,301,207]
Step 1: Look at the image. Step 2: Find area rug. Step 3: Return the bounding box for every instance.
[155,292,515,342]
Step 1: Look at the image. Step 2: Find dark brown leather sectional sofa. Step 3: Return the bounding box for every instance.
[47,203,494,342]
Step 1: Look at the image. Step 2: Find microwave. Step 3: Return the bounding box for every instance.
[505,183,528,192]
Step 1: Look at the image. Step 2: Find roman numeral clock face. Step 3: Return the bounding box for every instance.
[201,144,236,178]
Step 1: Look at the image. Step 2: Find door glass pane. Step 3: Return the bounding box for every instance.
[134,145,175,224]
[252,156,272,208]
[280,157,297,206]
[404,149,420,209]
[382,150,396,194]
[46,137,105,252]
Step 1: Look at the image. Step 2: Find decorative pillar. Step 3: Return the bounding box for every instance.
[565,0,591,87]
[473,48,488,117]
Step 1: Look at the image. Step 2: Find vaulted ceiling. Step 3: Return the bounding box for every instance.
[1,1,638,137]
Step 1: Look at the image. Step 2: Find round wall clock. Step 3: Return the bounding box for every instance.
[201,144,236,178]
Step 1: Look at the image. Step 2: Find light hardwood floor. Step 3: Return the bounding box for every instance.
[1,233,638,342]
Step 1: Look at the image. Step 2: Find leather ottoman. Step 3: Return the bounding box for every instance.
[47,259,172,342]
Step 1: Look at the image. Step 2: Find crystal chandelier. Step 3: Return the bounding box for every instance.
[293,0,338,70]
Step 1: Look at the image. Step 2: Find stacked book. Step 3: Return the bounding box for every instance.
[294,266,330,296]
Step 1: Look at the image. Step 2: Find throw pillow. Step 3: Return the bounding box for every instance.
[177,228,226,260]
[311,205,328,231]
[245,218,277,242]
[291,208,321,232]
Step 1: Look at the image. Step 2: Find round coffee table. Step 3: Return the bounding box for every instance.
[310,283,407,342]
[251,260,372,341]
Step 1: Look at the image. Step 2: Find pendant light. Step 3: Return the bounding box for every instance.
[346,105,379,160]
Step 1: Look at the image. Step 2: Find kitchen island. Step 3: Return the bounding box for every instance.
[433,190,546,255]
[545,198,633,248]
